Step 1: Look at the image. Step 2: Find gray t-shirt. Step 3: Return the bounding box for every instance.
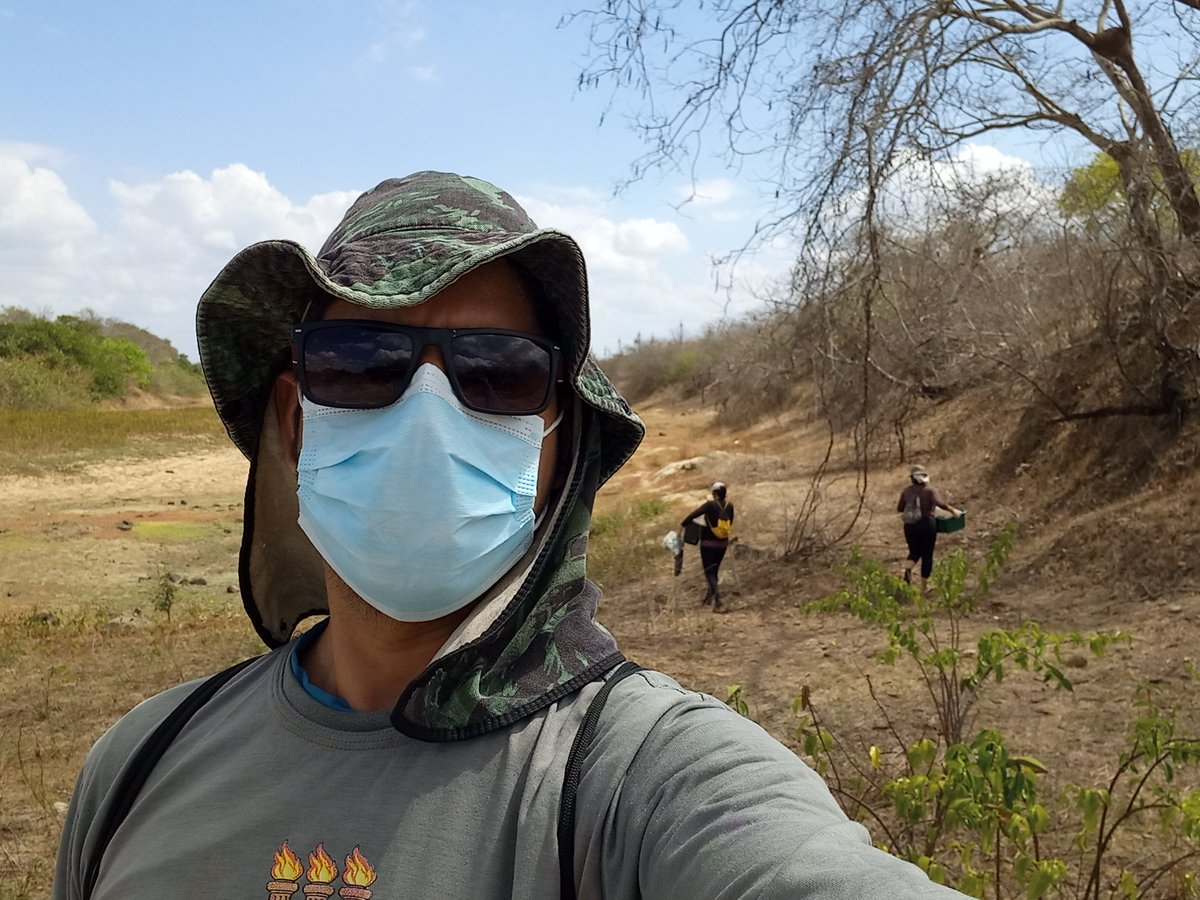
[55,648,966,899]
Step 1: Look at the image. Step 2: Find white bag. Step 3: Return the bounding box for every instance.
[662,530,683,555]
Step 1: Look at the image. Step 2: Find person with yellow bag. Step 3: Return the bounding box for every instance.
[679,482,735,612]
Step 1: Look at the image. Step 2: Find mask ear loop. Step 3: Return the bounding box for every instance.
[532,406,568,530]
[543,408,565,438]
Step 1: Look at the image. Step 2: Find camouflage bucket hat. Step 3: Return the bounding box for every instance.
[196,171,644,647]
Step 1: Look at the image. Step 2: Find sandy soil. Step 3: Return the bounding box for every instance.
[0,449,249,611]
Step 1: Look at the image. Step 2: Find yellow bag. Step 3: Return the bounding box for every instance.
[711,503,733,540]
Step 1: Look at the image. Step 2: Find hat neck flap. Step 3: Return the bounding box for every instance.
[241,398,328,646]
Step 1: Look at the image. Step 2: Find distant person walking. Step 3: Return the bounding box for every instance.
[681,482,735,612]
[898,465,961,591]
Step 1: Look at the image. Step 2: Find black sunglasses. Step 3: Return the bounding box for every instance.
[291,320,562,415]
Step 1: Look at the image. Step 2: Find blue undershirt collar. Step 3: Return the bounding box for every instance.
[288,618,353,712]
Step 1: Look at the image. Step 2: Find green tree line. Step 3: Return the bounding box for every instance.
[0,308,206,409]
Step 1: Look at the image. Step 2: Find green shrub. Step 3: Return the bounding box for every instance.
[790,530,1200,898]
[0,356,92,409]
[633,497,668,518]
[0,313,154,401]
[148,355,208,398]
[89,337,153,397]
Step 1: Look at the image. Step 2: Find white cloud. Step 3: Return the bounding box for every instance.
[0,155,95,246]
[0,153,96,317]
[517,191,770,356]
[518,196,688,278]
[821,143,1053,240]
[886,143,1051,219]
[108,163,356,256]
[0,155,358,358]
[0,153,779,365]
[614,218,689,257]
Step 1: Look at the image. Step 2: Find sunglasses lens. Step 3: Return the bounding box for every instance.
[451,333,552,414]
[303,324,414,408]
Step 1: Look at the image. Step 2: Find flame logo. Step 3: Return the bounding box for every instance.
[343,847,377,887]
[307,843,338,884]
[271,841,304,881]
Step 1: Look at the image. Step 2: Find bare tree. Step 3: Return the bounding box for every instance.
[570,0,1200,423]
[572,1,1200,250]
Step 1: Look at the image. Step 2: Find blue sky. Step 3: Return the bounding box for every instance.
[0,0,1091,361]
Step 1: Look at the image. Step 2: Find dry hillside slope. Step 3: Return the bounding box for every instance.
[597,381,1200,786]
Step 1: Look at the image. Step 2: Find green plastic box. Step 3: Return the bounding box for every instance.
[936,510,967,534]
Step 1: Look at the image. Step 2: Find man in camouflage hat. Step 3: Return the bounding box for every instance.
[55,172,966,899]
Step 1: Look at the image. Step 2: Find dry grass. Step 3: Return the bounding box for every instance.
[588,497,675,590]
[0,407,226,477]
[0,603,262,897]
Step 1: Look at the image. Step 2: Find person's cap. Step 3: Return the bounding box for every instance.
[196,171,645,647]
[910,465,930,484]
[712,481,726,492]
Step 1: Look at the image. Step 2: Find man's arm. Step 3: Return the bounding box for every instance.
[581,675,968,899]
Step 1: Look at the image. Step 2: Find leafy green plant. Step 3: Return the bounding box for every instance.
[1065,685,1200,900]
[788,529,1199,898]
[807,524,1124,746]
[153,573,178,622]
[725,683,750,718]
[0,314,153,400]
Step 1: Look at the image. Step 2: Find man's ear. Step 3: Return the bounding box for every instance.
[272,371,303,470]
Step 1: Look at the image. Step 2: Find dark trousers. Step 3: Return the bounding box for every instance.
[699,542,727,604]
[903,519,938,579]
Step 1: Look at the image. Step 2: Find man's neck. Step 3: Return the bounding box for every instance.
[299,572,474,712]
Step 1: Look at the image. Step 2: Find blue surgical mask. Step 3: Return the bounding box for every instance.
[296,364,560,622]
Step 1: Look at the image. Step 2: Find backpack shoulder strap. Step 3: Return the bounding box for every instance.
[557,659,644,900]
[81,655,260,898]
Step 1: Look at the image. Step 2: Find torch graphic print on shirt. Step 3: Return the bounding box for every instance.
[266,841,377,899]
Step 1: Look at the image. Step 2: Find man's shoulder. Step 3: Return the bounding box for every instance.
[89,679,205,767]
[83,655,272,783]
[585,668,752,763]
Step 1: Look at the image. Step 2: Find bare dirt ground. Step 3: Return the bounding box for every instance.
[2,395,1199,897]
[601,394,1200,782]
